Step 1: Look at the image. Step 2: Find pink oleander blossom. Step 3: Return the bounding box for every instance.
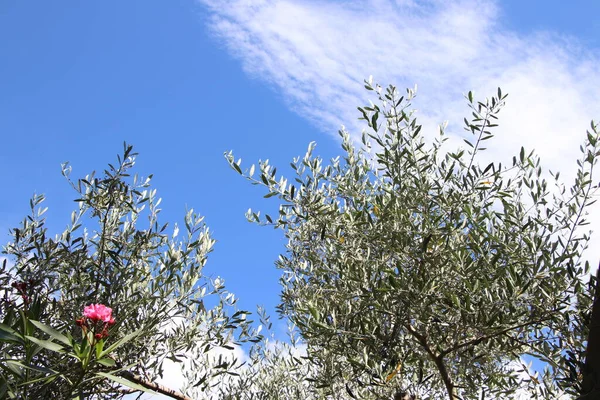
[83,304,114,323]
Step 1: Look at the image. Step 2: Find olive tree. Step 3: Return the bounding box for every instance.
[228,81,599,399]
[0,144,258,399]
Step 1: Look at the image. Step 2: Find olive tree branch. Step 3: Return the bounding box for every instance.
[405,324,457,400]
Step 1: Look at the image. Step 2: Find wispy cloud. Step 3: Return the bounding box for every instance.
[198,0,600,266]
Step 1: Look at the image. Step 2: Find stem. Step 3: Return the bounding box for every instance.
[69,368,87,400]
[68,330,96,399]
[22,313,30,399]
[94,200,112,299]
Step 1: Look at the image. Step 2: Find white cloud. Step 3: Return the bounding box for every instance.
[198,0,600,268]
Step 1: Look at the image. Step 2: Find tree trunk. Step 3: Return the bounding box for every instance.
[580,265,600,399]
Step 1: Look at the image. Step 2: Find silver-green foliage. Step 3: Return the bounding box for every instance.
[228,81,599,399]
[0,144,258,399]
[197,312,393,400]
[192,312,318,400]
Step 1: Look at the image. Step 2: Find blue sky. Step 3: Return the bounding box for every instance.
[0,0,338,326]
[1,0,600,393]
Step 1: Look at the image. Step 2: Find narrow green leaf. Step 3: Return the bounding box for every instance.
[25,336,65,353]
[519,147,525,163]
[96,338,105,360]
[5,360,60,377]
[96,358,116,367]
[0,323,23,343]
[99,329,143,359]
[30,320,71,346]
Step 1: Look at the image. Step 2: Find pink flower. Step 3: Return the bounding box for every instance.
[83,304,113,323]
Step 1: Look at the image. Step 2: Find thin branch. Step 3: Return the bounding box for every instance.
[563,159,596,277]
[466,107,491,174]
[120,371,193,400]
[439,316,553,358]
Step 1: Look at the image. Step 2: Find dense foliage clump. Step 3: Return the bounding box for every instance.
[1,144,259,399]
[229,81,599,399]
